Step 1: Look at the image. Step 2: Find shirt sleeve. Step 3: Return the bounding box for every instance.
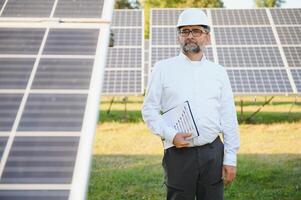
[220,70,240,166]
[141,64,178,143]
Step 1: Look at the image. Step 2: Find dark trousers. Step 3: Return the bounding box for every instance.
[162,137,224,200]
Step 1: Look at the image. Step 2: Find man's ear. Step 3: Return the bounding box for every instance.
[206,33,211,45]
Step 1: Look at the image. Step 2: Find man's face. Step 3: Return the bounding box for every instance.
[178,25,211,54]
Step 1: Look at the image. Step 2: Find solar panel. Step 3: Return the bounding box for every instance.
[150,8,301,95]
[53,0,104,18]
[214,27,276,45]
[106,48,142,69]
[270,8,301,25]
[0,28,45,54]
[0,0,114,199]
[0,94,23,131]
[0,0,104,18]
[102,70,142,95]
[0,190,69,200]
[276,26,301,45]
[112,9,142,27]
[211,9,269,25]
[0,58,35,89]
[217,47,284,68]
[111,28,142,46]
[103,9,144,95]
[1,0,55,17]
[1,137,79,183]
[291,69,301,93]
[227,69,293,94]
[283,47,301,68]
[151,27,178,46]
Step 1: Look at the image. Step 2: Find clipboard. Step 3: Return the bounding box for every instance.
[162,101,199,140]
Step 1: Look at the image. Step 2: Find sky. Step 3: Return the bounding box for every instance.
[223,0,301,8]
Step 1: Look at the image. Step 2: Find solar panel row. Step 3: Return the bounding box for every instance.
[102,10,144,95]
[150,8,301,95]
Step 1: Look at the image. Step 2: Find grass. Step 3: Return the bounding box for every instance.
[88,96,301,200]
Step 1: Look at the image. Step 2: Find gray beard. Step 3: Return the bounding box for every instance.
[182,42,201,53]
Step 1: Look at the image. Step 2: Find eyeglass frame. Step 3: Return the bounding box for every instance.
[178,28,209,37]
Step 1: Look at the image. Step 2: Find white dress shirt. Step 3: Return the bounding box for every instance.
[142,52,240,166]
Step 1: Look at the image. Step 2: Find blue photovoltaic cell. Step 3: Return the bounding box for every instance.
[0,28,45,54]
[43,29,99,55]
[0,58,35,89]
[18,94,87,131]
[1,0,55,17]
[1,137,79,184]
[0,94,23,132]
[32,58,93,89]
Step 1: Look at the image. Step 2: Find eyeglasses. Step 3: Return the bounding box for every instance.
[178,29,209,37]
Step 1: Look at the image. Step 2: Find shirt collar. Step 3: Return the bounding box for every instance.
[179,51,207,66]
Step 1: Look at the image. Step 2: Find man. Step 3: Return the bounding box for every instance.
[142,8,240,200]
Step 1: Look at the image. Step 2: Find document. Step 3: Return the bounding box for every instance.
[162,101,199,140]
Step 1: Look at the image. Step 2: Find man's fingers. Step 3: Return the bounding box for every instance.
[175,140,190,148]
[182,133,192,139]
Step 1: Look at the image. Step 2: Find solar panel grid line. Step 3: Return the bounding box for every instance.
[266,8,298,94]
[0,27,50,179]
[49,0,59,17]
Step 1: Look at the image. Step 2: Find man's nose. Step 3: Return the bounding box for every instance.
[187,32,194,38]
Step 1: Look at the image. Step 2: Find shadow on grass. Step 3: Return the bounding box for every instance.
[98,109,301,124]
[88,154,301,200]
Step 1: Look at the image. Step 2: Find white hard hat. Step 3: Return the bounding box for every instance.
[177,8,210,28]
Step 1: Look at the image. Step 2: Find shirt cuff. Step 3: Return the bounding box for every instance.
[162,126,178,143]
[223,152,237,166]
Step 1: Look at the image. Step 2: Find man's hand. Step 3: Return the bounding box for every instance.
[172,133,192,148]
[222,165,237,186]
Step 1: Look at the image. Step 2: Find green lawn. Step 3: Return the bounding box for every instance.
[88,96,301,200]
